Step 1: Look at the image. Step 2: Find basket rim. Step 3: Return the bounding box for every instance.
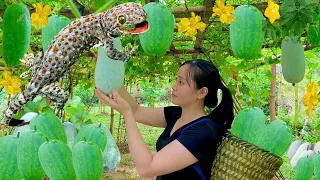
[220,132,283,160]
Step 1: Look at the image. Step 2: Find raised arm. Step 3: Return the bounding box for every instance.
[112,85,167,128]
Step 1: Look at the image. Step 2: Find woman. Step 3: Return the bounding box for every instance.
[95,59,234,179]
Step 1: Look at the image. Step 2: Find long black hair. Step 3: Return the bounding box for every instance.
[181,59,234,130]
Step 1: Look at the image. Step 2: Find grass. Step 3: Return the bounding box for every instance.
[87,104,164,152]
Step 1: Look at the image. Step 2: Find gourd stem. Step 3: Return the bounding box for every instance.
[66,0,81,18]
[95,0,118,13]
[253,60,257,107]
[294,84,298,135]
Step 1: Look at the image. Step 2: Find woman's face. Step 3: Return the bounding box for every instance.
[171,64,199,106]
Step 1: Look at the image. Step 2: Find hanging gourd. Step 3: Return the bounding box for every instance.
[94,38,124,94]
[281,36,305,84]
[230,5,264,60]
[42,15,71,52]
[3,3,31,67]
[139,2,175,57]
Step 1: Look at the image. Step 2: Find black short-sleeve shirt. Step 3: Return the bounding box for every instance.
[155,106,224,180]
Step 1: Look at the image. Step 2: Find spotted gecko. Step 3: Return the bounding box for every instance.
[2,2,149,126]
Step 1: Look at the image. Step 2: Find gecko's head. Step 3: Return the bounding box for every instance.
[102,2,149,37]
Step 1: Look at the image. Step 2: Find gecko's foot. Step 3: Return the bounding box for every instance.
[123,44,138,56]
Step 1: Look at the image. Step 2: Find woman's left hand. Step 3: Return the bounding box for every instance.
[95,88,132,116]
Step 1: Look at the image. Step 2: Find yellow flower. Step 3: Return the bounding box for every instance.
[0,71,22,95]
[212,0,235,24]
[31,3,51,30]
[65,113,70,119]
[264,0,280,24]
[303,82,320,117]
[177,12,207,37]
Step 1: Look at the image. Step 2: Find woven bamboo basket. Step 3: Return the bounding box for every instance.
[210,133,283,180]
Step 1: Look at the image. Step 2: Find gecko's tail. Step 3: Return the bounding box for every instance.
[8,118,29,126]
[2,92,34,126]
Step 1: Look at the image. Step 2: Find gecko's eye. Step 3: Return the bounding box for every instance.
[118,16,126,24]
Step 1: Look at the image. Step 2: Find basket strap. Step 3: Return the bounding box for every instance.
[193,163,206,180]
[180,118,226,135]
[179,118,226,180]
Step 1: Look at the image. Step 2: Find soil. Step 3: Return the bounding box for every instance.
[101,153,155,180]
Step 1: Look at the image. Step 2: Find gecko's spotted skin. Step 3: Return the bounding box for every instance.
[3,2,148,126]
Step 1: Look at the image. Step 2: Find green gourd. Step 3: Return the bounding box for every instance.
[17,130,46,180]
[313,154,320,180]
[139,2,175,57]
[3,3,31,67]
[295,157,314,180]
[94,37,124,94]
[255,120,292,157]
[74,123,107,151]
[0,135,21,180]
[281,36,305,84]
[230,5,264,60]
[72,140,103,180]
[38,139,76,180]
[30,112,67,143]
[231,107,266,144]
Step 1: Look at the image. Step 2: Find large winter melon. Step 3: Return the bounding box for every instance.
[139,2,175,57]
[230,5,264,60]
[38,139,76,180]
[281,36,305,84]
[287,140,302,160]
[313,154,320,179]
[74,123,107,151]
[295,157,314,180]
[17,130,46,180]
[3,3,31,67]
[72,140,103,180]
[231,107,266,144]
[94,38,124,94]
[42,15,71,52]
[30,112,67,143]
[63,122,78,150]
[255,120,292,157]
[0,135,21,180]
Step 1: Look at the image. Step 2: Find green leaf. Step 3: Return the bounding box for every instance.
[83,119,92,125]
[92,0,108,10]
[64,105,87,125]
[280,0,314,37]
[41,106,55,115]
[24,97,47,113]
[42,15,71,52]
[315,124,320,130]
[308,25,320,45]
[64,96,82,108]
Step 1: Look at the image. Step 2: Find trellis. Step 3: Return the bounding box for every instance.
[0,0,318,114]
